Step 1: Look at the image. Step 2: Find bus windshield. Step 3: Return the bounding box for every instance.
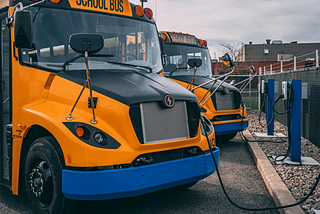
[21,7,163,73]
[164,44,212,77]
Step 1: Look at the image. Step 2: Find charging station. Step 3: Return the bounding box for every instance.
[275,79,319,166]
[255,79,286,138]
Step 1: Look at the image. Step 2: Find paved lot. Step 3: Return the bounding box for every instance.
[0,134,278,214]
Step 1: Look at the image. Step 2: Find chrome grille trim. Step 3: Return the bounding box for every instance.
[211,91,241,111]
[215,91,235,110]
[140,101,190,144]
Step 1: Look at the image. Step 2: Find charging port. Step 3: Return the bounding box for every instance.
[282,81,291,100]
[261,80,268,94]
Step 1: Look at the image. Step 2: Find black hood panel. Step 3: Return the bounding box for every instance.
[170,75,240,92]
[57,69,197,106]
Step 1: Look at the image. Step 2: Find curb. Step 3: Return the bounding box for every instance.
[243,130,305,214]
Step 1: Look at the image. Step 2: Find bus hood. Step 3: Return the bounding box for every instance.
[169,75,239,93]
[57,69,198,106]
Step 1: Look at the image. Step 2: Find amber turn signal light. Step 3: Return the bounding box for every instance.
[76,127,84,137]
[135,6,145,17]
[48,0,62,3]
[17,123,26,130]
[199,39,204,46]
[162,34,167,42]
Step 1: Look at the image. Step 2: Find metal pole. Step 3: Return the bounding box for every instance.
[258,69,261,110]
[266,79,274,135]
[289,79,301,162]
[264,66,266,75]
[270,64,272,74]
[281,60,283,73]
[294,56,296,71]
[249,74,252,110]
[316,49,319,69]
[155,0,157,20]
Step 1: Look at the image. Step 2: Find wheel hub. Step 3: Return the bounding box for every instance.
[29,161,51,199]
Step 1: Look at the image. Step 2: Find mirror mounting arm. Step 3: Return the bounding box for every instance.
[67,51,98,124]
[85,51,98,124]
[6,0,46,26]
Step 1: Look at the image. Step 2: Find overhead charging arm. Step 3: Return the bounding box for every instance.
[190,67,235,93]
[200,75,230,107]
[236,74,257,93]
[233,65,257,93]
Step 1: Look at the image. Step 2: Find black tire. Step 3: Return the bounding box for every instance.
[216,132,237,142]
[24,137,78,214]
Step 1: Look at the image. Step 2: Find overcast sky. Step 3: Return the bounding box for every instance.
[130,0,320,59]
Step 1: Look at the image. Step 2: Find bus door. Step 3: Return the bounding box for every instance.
[0,10,11,187]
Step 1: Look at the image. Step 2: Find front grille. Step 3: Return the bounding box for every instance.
[141,101,189,144]
[211,91,241,111]
[132,146,203,166]
[130,101,200,144]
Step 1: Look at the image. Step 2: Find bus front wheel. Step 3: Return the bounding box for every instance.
[24,137,77,214]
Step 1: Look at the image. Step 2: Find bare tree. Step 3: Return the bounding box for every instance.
[217,41,242,61]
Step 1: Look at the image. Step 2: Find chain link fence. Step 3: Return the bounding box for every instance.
[260,68,320,147]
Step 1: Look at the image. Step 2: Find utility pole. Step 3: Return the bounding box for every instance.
[155,0,157,20]
[316,49,319,69]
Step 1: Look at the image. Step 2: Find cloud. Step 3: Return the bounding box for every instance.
[130,0,320,57]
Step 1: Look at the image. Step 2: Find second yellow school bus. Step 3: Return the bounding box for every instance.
[161,31,250,141]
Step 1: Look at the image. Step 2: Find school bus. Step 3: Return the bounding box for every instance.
[161,31,250,141]
[0,1,219,213]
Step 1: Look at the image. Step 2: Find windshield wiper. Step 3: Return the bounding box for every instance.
[62,54,114,71]
[107,61,153,73]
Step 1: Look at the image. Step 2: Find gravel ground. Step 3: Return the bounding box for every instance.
[247,110,320,214]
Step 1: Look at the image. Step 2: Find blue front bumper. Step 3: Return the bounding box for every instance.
[62,147,220,201]
[215,119,249,136]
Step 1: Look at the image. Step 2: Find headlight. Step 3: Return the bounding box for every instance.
[64,122,120,149]
[94,133,105,144]
[200,114,213,136]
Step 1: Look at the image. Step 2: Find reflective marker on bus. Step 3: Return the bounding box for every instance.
[161,31,250,142]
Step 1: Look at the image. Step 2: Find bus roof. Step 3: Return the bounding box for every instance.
[8,0,154,22]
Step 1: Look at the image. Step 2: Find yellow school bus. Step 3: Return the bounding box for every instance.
[161,31,250,141]
[0,1,219,213]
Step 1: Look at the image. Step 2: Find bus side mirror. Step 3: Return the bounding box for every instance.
[14,10,33,49]
[249,65,256,74]
[164,64,177,76]
[159,37,165,54]
[69,33,104,54]
[221,53,234,68]
[188,58,202,68]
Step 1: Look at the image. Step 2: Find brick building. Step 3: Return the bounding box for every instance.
[236,40,320,62]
